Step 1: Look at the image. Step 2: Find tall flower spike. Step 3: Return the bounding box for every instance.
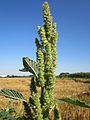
[45,43,52,73]
[43,2,52,42]
[35,2,58,119]
[52,23,58,47]
[35,38,45,87]
[30,93,43,120]
[37,26,48,47]
[52,47,57,69]
[42,89,50,119]
[30,77,37,95]
[51,23,58,69]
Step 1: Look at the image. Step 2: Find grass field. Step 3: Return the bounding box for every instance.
[57,77,90,83]
[0,78,90,120]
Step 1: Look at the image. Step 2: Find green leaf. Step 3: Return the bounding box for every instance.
[56,98,90,108]
[20,57,38,78]
[19,68,28,72]
[54,103,61,120]
[0,89,27,102]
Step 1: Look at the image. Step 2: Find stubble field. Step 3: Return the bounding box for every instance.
[0,78,90,120]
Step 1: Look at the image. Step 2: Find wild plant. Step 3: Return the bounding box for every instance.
[0,99,24,120]
[0,2,90,120]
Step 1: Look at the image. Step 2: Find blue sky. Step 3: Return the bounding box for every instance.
[0,0,90,75]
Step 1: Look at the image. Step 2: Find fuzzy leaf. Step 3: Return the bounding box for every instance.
[56,98,90,108]
[21,57,38,78]
[19,68,28,72]
[0,89,27,102]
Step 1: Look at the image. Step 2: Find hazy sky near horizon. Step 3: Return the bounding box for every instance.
[0,0,90,75]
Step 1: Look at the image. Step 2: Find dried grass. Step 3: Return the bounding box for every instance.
[0,78,90,120]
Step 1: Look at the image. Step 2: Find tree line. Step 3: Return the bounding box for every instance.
[57,72,90,78]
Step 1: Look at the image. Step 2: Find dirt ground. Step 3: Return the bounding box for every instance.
[0,78,90,120]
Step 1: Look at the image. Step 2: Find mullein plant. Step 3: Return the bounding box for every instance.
[0,2,90,120]
[35,2,58,119]
[29,2,59,119]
